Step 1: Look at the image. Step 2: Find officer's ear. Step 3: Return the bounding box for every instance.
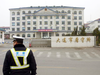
[13,40,18,45]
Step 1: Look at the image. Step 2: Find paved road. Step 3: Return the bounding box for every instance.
[0,41,100,75]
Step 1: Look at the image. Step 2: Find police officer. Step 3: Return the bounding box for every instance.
[3,36,37,75]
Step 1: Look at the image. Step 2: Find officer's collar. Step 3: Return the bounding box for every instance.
[14,44,26,48]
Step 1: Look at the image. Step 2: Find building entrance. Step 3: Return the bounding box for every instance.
[43,32,48,38]
[42,32,52,39]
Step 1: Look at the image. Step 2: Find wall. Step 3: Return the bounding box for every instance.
[51,36,96,47]
[10,7,84,39]
[0,31,4,44]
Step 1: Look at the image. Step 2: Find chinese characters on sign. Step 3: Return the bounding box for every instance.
[56,37,91,43]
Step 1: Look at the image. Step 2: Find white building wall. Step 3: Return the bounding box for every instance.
[51,36,95,47]
[85,20,100,33]
[0,31,4,44]
[10,6,84,38]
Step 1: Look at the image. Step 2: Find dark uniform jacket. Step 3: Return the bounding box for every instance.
[3,44,37,75]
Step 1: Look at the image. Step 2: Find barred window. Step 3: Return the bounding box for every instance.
[68,10,71,14]
[79,11,82,14]
[22,17,25,20]
[62,27,65,30]
[74,11,77,14]
[27,21,30,25]
[12,17,15,21]
[27,34,30,37]
[68,21,71,25]
[56,21,59,25]
[22,11,25,14]
[12,12,15,15]
[68,16,71,19]
[17,12,20,15]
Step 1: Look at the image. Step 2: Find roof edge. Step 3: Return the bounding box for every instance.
[9,6,85,10]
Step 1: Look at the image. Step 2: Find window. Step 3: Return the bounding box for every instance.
[22,22,25,25]
[12,28,15,31]
[74,22,77,25]
[50,16,52,19]
[28,11,31,13]
[45,27,48,29]
[34,11,36,13]
[74,11,77,14]
[79,11,82,14]
[62,10,65,13]
[33,16,36,19]
[56,21,59,25]
[68,27,71,30]
[17,28,20,31]
[79,27,82,30]
[74,27,77,30]
[56,34,59,36]
[56,16,59,19]
[79,22,82,25]
[98,21,100,23]
[50,21,52,25]
[33,27,36,30]
[44,21,48,25]
[98,25,100,27]
[17,12,20,15]
[33,21,36,25]
[87,27,90,30]
[33,34,35,37]
[44,16,48,19]
[68,21,71,25]
[27,21,30,25]
[27,34,30,37]
[27,16,30,19]
[40,16,42,19]
[12,12,15,15]
[40,21,42,25]
[17,34,20,36]
[56,27,59,30]
[62,27,65,30]
[74,16,77,20]
[12,22,15,26]
[50,27,52,29]
[68,16,71,19]
[22,16,25,20]
[22,11,25,14]
[22,27,25,31]
[17,17,20,21]
[40,27,42,29]
[27,27,30,30]
[68,10,71,14]
[62,16,65,19]
[17,22,20,26]
[62,21,65,25]
[22,34,25,37]
[62,33,65,36]
[79,16,82,20]
[12,17,15,21]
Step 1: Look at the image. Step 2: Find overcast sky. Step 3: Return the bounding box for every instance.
[0,0,100,27]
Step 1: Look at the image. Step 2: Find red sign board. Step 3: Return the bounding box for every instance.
[38,29,53,32]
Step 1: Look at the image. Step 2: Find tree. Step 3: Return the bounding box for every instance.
[71,26,78,36]
[79,26,86,36]
[92,28,99,37]
[92,27,100,45]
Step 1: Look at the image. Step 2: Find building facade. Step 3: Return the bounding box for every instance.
[0,28,5,44]
[85,18,100,33]
[9,6,85,38]
[0,27,10,39]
